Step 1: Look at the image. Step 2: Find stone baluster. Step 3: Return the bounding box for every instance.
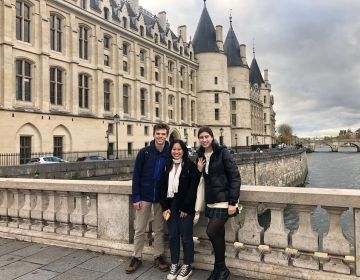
[43,191,59,233]
[291,205,319,270]
[322,206,351,274]
[56,191,74,235]
[237,202,264,262]
[263,203,290,266]
[70,192,88,236]
[8,189,24,228]
[0,189,11,226]
[193,214,213,255]
[31,190,46,231]
[225,216,239,258]
[84,194,98,238]
[19,190,34,229]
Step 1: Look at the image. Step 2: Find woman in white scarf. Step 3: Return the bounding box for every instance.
[159,140,200,280]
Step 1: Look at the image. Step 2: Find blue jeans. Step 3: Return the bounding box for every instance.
[167,201,195,265]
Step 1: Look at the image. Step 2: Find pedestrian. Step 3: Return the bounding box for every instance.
[196,127,241,280]
[159,140,200,280]
[126,123,171,274]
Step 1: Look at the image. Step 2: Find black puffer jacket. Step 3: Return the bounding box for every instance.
[196,142,241,204]
[159,158,200,214]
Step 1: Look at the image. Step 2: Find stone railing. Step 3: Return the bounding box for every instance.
[0,178,358,279]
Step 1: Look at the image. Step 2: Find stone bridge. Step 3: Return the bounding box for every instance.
[303,138,360,152]
[0,178,359,279]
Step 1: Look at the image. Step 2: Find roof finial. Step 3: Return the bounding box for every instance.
[229,9,232,26]
[253,38,256,58]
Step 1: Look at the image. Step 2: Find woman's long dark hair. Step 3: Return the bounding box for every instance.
[169,139,189,161]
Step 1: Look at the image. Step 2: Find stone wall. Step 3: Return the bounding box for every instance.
[0,149,308,187]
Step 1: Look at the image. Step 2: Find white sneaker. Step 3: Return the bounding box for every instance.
[176,264,192,280]
[167,263,180,280]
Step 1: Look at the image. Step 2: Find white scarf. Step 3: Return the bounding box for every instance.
[167,159,182,198]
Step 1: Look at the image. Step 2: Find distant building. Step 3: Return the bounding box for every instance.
[0,0,276,161]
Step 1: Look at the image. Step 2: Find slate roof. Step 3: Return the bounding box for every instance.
[192,6,219,54]
[249,58,265,85]
[109,0,120,22]
[224,25,244,66]
[90,0,101,12]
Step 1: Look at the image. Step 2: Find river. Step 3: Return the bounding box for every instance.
[273,147,359,251]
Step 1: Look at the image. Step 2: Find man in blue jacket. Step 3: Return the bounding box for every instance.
[126,123,170,274]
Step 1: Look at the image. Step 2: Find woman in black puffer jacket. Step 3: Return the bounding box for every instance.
[196,127,241,280]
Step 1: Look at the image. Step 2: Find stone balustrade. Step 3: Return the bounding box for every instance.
[0,178,359,279]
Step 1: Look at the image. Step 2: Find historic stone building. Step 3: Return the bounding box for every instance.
[0,0,275,161]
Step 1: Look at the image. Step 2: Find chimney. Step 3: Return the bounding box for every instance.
[216,25,224,51]
[240,44,248,66]
[158,11,167,30]
[178,25,187,42]
[264,69,269,82]
[129,0,139,16]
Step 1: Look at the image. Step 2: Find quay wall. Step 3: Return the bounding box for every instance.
[0,149,307,187]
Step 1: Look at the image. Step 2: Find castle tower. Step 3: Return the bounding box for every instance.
[192,1,230,146]
[224,20,252,147]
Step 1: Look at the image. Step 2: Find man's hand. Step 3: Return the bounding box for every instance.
[163,209,171,220]
[179,211,188,218]
[133,201,142,210]
[228,205,237,215]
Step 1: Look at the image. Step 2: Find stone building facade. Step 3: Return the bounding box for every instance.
[0,0,275,160]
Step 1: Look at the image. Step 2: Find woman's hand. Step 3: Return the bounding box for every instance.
[197,157,206,172]
[179,211,188,218]
[228,205,237,215]
[163,209,171,221]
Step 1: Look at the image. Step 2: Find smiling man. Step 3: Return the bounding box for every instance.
[126,123,171,274]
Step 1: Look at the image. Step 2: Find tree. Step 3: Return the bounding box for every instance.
[277,123,293,145]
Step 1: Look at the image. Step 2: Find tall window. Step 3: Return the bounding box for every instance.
[140,26,144,37]
[53,136,63,158]
[16,1,30,42]
[103,7,109,20]
[122,43,129,55]
[78,74,89,108]
[123,61,128,72]
[231,101,236,110]
[50,67,63,105]
[123,84,129,114]
[168,61,174,73]
[214,93,219,103]
[168,95,174,106]
[264,95,267,104]
[104,36,110,49]
[155,92,161,103]
[104,54,110,66]
[104,80,111,111]
[155,55,161,67]
[50,14,62,52]
[214,77,218,84]
[181,98,186,120]
[232,87,236,94]
[80,0,86,9]
[215,109,219,120]
[20,136,31,164]
[264,113,267,121]
[140,89,146,116]
[79,26,89,59]
[232,114,236,126]
[122,17,127,29]
[139,50,145,62]
[16,59,31,101]
[155,107,160,118]
[191,101,195,122]
[140,66,145,77]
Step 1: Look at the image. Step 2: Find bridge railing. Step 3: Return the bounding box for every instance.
[0,179,359,280]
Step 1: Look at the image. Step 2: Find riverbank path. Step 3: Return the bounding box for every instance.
[0,238,256,280]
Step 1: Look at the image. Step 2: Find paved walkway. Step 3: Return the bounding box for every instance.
[0,238,255,280]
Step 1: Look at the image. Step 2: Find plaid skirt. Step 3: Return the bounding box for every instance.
[205,206,239,220]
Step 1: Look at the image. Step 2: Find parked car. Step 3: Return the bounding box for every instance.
[77,155,106,162]
[28,156,68,164]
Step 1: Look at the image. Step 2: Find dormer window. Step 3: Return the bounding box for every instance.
[168,40,172,50]
[154,33,158,43]
[104,7,109,20]
[122,17,127,29]
[180,47,183,56]
[140,26,144,37]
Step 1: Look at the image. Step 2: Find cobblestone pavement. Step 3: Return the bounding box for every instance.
[0,238,256,280]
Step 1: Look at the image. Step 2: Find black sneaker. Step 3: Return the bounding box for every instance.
[167,263,180,280]
[177,264,192,280]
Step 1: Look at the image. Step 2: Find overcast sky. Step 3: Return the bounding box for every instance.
[140,0,360,138]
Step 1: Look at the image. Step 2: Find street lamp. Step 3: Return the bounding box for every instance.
[105,129,110,159]
[235,134,238,153]
[219,127,224,146]
[113,114,120,159]
[184,132,188,145]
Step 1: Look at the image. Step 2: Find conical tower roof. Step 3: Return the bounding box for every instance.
[224,25,243,66]
[192,4,219,54]
[249,58,264,85]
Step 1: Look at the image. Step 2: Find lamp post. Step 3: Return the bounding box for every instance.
[235,133,238,153]
[105,129,110,159]
[184,132,188,145]
[113,114,120,159]
[220,127,224,146]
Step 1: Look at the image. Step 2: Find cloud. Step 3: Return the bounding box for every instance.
[139,0,360,137]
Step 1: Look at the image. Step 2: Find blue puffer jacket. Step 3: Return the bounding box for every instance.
[132,140,170,203]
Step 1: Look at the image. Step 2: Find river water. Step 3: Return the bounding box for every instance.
[274,147,359,250]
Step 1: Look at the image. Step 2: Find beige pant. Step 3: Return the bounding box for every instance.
[133,201,165,259]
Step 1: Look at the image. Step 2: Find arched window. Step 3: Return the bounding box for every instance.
[78,73,90,108]
[16,1,31,42]
[154,33,158,43]
[122,42,129,56]
[104,7,109,20]
[140,26,144,37]
[122,17,128,29]
[123,84,129,114]
[155,55,161,67]
[168,40,172,50]
[50,14,62,52]
[79,25,89,59]
[139,50,146,62]
[16,59,32,101]
[50,67,63,105]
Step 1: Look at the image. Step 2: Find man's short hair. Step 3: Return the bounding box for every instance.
[153,123,170,136]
